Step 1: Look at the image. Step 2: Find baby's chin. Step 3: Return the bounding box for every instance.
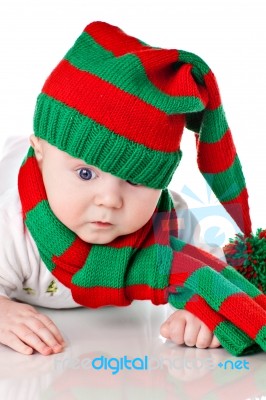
[74,224,137,245]
[76,232,120,245]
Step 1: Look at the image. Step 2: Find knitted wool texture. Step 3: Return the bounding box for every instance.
[33,21,251,236]
[18,149,266,357]
[18,22,266,356]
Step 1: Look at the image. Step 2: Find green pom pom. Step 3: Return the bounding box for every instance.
[224,229,266,294]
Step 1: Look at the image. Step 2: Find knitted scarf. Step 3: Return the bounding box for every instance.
[18,148,266,356]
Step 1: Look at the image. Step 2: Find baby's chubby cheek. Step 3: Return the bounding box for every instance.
[124,202,159,234]
[44,192,77,228]
[55,205,81,229]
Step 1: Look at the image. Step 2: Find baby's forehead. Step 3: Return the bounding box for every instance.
[42,141,84,163]
[43,141,107,174]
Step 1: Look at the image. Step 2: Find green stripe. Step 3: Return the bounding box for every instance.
[35,94,182,189]
[72,245,132,288]
[255,326,266,350]
[168,288,195,309]
[214,321,259,356]
[126,245,173,288]
[185,106,228,142]
[185,266,242,311]
[202,155,246,202]
[26,201,76,260]
[72,244,172,289]
[170,236,188,252]
[178,50,210,83]
[21,147,34,166]
[222,266,261,298]
[199,106,229,143]
[158,189,175,212]
[64,32,205,114]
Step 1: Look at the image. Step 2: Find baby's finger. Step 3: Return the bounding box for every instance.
[12,324,54,355]
[164,312,178,324]
[195,324,213,349]
[34,313,65,345]
[209,335,221,348]
[160,321,170,338]
[0,331,34,355]
[25,316,64,352]
[160,312,178,337]
[184,320,201,347]
[169,317,187,345]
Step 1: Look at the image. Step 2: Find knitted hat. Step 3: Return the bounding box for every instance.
[33,21,251,237]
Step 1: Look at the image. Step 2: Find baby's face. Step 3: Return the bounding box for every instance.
[30,136,162,244]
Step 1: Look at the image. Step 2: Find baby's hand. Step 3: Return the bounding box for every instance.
[160,310,221,349]
[0,296,65,355]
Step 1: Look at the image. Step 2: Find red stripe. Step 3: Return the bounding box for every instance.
[43,60,185,152]
[222,188,251,235]
[197,129,237,173]
[84,22,148,55]
[204,70,222,110]
[169,243,226,285]
[126,285,168,305]
[52,238,91,286]
[219,293,266,339]
[71,285,167,308]
[255,293,266,308]
[18,157,47,217]
[85,23,209,102]
[169,251,206,285]
[185,294,224,331]
[140,56,208,100]
[181,243,226,272]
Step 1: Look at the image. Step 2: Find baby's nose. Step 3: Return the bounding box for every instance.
[94,176,123,208]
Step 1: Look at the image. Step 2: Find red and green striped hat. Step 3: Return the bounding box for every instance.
[33,21,251,236]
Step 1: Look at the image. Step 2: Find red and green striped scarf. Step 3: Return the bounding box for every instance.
[18,148,266,356]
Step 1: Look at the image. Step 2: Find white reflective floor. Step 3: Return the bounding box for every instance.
[0,302,265,400]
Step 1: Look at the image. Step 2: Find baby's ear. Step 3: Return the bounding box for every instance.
[29,135,43,162]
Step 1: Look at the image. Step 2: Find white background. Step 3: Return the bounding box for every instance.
[1,0,265,233]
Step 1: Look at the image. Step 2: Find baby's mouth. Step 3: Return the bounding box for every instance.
[91,221,113,227]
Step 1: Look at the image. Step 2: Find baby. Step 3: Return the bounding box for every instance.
[0,134,221,355]
[1,21,265,357]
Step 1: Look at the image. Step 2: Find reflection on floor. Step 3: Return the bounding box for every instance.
[0,302,265,400]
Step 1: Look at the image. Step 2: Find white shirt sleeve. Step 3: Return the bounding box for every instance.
[0,188,81,308]
[0,136,30,297]
[0,190,32,298]
[0,137,81,307]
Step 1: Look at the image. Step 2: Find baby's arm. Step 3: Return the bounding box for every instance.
[0,186,65,354]
[0,295,65,355]
[166,192,221,348]
[160,309,220,349]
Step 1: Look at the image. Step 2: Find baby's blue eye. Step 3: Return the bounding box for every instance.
[78,168,95,181]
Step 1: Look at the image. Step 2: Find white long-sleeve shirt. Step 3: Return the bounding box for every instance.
[0,136,224,309]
